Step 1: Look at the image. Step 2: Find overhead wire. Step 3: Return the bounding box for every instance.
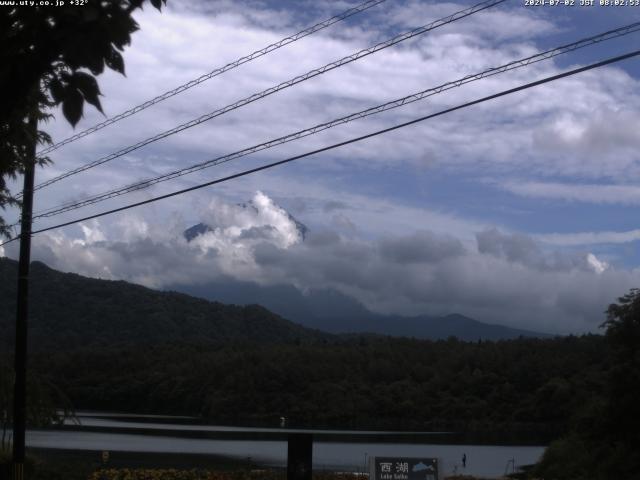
[27,0,506,194]
[2,49,637,248]
[35,0,389,157]
[31,21,640,219]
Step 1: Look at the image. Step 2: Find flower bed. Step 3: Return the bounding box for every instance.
[88,470,362,480]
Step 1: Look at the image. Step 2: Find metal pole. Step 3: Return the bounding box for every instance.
[12,114,37,480]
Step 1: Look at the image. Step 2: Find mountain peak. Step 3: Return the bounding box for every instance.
[183,196,308,243]
[184,223,213,242]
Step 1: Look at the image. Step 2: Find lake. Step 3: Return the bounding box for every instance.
[25,412,545,479]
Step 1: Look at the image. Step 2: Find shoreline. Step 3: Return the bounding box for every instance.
[18,447,527,480]
[24,448,510,480]
[39,423,552,447]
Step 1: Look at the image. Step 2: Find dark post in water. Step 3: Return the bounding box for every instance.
[287,433,313,480]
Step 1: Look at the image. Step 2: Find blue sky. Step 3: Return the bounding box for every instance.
[2,0,640,333]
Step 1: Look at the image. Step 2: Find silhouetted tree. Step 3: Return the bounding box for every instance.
[535,289,640,479]
[0,359,74,453]
[0,0,166,237]
[599,288,640,476]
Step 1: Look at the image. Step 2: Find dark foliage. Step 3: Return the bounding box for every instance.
[0,356,74,451]
[30,335,608,437]
[0,258,611,437]
[0,0,166,236]
[534,289,640,479]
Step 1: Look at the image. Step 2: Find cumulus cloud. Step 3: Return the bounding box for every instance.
[587,253,609,274]
[476,228,597,272]
[197,191,303,249]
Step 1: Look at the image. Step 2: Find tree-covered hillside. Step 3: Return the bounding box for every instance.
[27,334,608,439]
[0,257,612,439]
[0,258,328,351]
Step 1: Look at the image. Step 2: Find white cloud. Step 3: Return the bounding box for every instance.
[387,1,557,41]
[587,253,608,274]
[500,180,640,205]
[79,221,107,244]
[4,192,638,335]
[199,191,303,249]
[536,229,640,247]
[10,0,636,224]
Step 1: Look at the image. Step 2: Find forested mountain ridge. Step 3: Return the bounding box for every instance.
[175,280,552,341]
[0,257,616,443]
[1,257,550,350]
[33,334,608,438]
[0,258,329,351]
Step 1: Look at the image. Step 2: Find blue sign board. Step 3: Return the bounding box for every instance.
[370,457,439,480]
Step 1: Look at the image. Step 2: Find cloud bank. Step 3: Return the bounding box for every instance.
[4,192,637,335]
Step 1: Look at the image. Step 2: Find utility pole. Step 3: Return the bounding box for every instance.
[12,113,37,480]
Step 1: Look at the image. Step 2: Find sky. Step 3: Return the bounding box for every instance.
[2,0,640,334]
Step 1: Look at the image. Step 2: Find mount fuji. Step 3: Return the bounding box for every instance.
[172,198,551,341]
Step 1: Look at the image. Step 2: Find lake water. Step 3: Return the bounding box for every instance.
[26,413,546,479]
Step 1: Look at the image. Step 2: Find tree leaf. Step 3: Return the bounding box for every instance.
[108,15,135,49]
[37,130,52,146]
[61,88,84,127]
[49,78,66,103]
[105,47,125,75]
[72,71,103,114]
[85,53,105,75]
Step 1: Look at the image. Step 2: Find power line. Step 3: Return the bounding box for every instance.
[35,0,389,158]
[28,0,505,194]
[2,49,637,248]
[32,22,640,219]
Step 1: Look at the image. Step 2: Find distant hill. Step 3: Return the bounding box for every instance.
[0,257,551,353]
[0,258,328,352]
[178,216,552,341]
[173,280,552,341]
[0,260,597,435]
